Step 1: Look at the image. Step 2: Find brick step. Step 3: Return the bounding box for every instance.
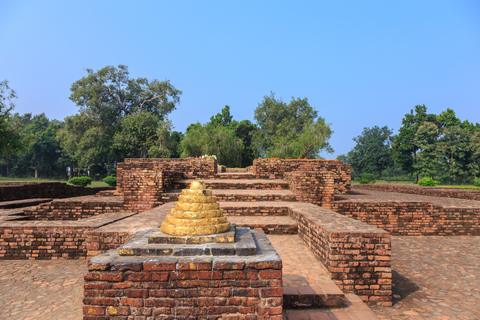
[228,216,297,234]
[283,293,380,319]
[162,190,297,202]
[220,202,290,216]
[0,198,53,209]
[214,173,256,179]
[173,179,289,190]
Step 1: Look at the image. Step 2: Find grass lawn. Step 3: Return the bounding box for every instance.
[0,177,109,187]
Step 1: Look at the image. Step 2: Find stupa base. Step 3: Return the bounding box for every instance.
[118,225,257,256]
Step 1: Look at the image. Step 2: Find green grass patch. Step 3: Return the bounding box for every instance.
[436,185,480,191]
[0,177,108,187]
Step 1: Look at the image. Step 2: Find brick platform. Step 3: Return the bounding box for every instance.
[84,230,284,320]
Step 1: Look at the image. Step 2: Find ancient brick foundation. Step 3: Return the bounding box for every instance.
[23,198,125,220]
[284,171,335,209]
[84,230,283,320]
[288,203,392,306]
[354,184,480,201]
[334,201,480,236]
[252,158,350,194]
[117,158,218,193]
[0,182,112,202]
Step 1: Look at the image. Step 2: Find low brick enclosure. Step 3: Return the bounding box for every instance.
[117,158,218,193]
[284,171,335,209]
[84,230,283,320]
[84,202,391,306]
[0,182,112,202]
[334,201,480,236]
[252,158,350,194]
[0,212,135,260]
[23,196,126,220]
[289,202,392,306]
[355,184,480,201]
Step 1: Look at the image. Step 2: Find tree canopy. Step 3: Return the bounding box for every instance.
[253,93,333,159]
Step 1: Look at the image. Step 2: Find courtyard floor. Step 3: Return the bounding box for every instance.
[0,236,479,320]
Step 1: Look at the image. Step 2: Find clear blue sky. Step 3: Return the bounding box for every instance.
[1,0,479,158]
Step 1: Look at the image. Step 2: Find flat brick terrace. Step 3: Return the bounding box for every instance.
[1,236,477,319]
[371,236,480,320]
[339,188,480,208]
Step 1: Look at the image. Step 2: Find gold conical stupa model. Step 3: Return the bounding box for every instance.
[161,181,231,236]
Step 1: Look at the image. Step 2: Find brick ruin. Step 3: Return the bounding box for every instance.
[3,156,480,316]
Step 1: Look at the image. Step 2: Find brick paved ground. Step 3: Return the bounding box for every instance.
[371,236,480,320]
[0,236,479,319]
[0,260,86,320]
[339,188,480,208]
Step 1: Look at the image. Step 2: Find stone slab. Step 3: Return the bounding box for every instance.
[118,226,257,256]
[148,224,236,244]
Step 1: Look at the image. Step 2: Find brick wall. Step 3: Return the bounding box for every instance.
[0,182,112,201]
[23,199,125,221]
[84,230,283,319]
[288,203,392,306]
[253,158,351,194]
[334,201,480,236]
[0,226,92,259]
[117,158,217,193]
[284,171,335,209]
[354,184,480,201]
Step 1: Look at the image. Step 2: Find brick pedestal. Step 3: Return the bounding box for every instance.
[83,230,283,319]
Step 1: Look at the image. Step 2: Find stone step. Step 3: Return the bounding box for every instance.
[283,293,380,319]
[214,173,256,179]
[173,179,289,190]
[267,235,345,309]
[219,201,291,216]
[0,198,53,209]
[228,216,298,234]
[162,189,297,202]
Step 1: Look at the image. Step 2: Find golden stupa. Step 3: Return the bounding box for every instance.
[160,181,231,236]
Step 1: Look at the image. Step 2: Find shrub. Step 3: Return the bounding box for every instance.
[418,177,439,186]
[354,173,377,184]
[103,175,117,187]
[68,176,92,186]
[474,177,480,187]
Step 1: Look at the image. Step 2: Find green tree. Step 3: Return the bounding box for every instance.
[347,126,393,178]
[253,93,333,159]
[437,126,470,183]
[0,81,24,175]
[70,65,182,120]
[113,111,172,158]
[392,104,436,181]
[413,121,440,179]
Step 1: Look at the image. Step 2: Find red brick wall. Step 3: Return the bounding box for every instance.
[288,203,392,306]
[0,226,92,259]
[0,182,111,201]
[334,202,480,236]
[354,184,480,201]
[117,158,217,193]
[84,257,283,319]
[253,158,351,194]
[284,171,335,209]
[23,200,125,220]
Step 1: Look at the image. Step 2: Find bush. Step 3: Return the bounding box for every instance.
[354,173,377,184]
[474,177,480,187]
[68,176,92,186]
[418,177,439,186]
[103,175,117,187]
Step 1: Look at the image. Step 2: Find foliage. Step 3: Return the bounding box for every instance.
[347,126,393,178]
[0,80,24,173]
[68,176,92,186]
[417,177,439,186]
[253,93,333,159]
[474,177,480,187]
[354,173,377,184]
[102,175,117,187]
[69,65,182,120]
